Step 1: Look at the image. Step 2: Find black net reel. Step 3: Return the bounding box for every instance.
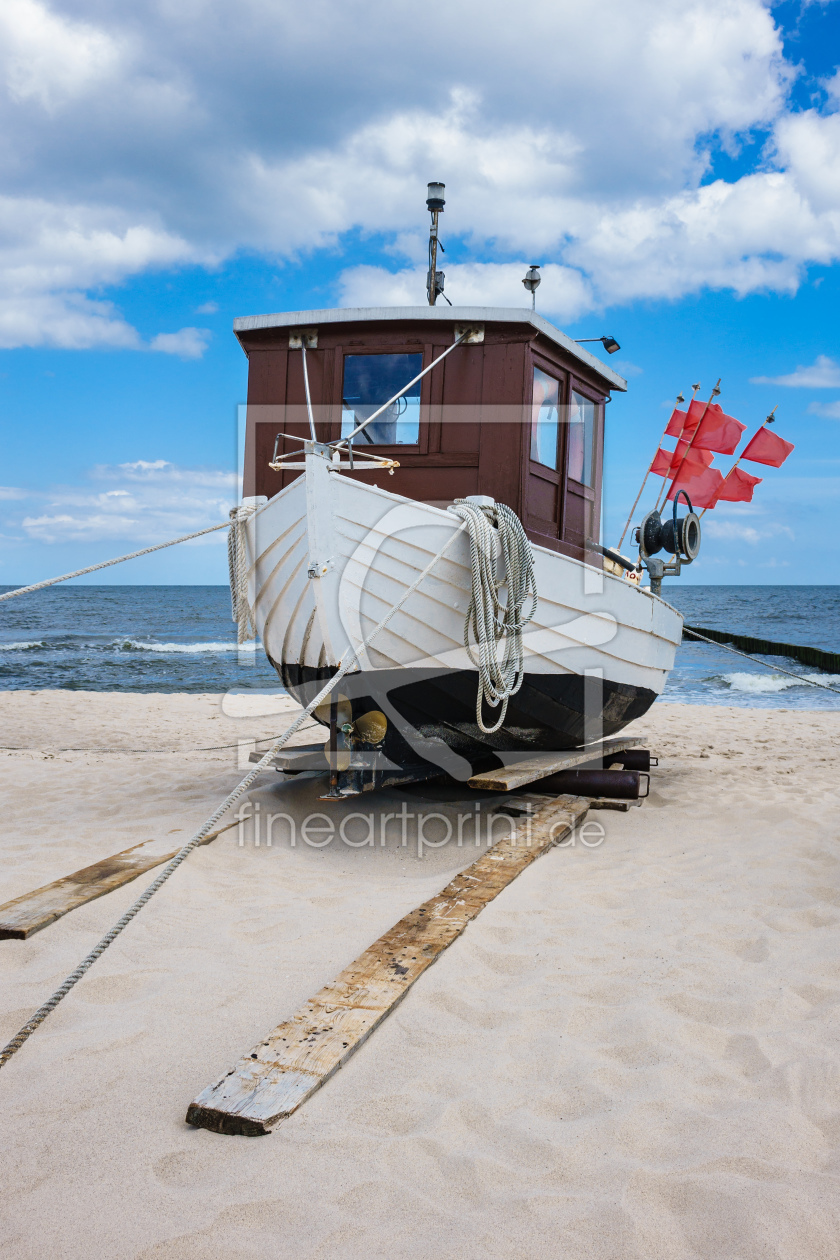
[637,490,701,565]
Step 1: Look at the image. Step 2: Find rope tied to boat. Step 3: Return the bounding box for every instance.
[0,521,231,603]
[0,518,468,1074]
[449,499,538,734]
[227,502,259,644]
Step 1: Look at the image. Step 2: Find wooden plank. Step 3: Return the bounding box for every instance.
[467,736,642,792]
[0,820,238,940]
[186,793,589,1136]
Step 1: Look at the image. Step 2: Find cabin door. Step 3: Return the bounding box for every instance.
[523,361,602,559]
[523,362,567,552]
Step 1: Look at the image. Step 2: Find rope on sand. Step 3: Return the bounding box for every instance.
[0,519,467,1072]
[0,723,320,755]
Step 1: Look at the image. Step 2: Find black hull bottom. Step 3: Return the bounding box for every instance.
[276,661,657,771]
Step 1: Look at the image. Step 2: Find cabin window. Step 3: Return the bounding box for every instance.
[341,353,422,445]
[530,367,561,469]
[567,390,595,486]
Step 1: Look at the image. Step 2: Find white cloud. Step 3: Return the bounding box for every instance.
[0,0,836,342]
[149,327,211,359]
[808,399,840,418]
[5,459,237,544]
[703,519,764,544]
[1,0,123,111]
[611,360,643,378]
[0,196,196,349]
[338,261,594,321]
[0,486,27,500]
[751,355,840,387]
[703,515,795,544]
[195,301,218,314]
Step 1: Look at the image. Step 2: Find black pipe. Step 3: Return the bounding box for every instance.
[602,749,653,772]
[328,699,339,795]
[535,768,647,799]
[585,539,638,572]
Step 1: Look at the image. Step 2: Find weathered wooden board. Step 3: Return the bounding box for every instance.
[0,820,238,940]
[468,737,642,792]
[186,793,590,1136]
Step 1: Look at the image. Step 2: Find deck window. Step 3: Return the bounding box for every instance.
[568,390,595,486]
[530,367,561,469]
[341,353,422,445]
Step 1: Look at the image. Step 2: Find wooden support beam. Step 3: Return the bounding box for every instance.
[467,737,642,792]
[186,793,589,1137]
[0,821,237,940]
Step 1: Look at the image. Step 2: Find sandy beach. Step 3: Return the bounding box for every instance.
[1,689,839,1258]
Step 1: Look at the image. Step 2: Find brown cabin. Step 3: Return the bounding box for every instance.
[238,306,626,562]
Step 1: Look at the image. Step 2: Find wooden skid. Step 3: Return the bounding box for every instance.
[186,793,589,1136]
[0,822,235,940]
[468,737,642,792]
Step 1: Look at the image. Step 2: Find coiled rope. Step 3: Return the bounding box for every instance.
[448,499,537,734]
[0,521,231,603]
[0,518,467,1072]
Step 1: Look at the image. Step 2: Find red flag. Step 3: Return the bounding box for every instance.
[741,427,794,467]
[690,403,745,454]
[664,407,689,439]
[664,398,707,439]
[671,439,712,473]
[650,447,675,476]
[652,442,713,477]
[714,466,763,504]
[667,462,725,509]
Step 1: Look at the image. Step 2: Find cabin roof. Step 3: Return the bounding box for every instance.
[233,305,627,393]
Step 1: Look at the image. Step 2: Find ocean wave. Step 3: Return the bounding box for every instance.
[117,639,259,654]
[721,671,840,694]
[0,640,45,651]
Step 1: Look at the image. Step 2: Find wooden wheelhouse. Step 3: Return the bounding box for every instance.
[238,306,626,563]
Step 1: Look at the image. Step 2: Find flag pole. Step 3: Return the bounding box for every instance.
[652,381,702,512]
[656,378,721,512]
[616,387,693,550]
[699,406,777,517]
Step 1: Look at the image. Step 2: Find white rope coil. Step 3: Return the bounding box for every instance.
[448,499,537,734]
[227,503,259,644]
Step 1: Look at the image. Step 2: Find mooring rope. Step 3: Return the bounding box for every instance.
[448,500,537,734]
[227,503,259,643]
[683,626,840,696]
[0,522,231,603]
[0,723,320,755]
[0,519,467,1072]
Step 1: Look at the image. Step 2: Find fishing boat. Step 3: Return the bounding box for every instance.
[230,296,689,787]
[230,192,691,789]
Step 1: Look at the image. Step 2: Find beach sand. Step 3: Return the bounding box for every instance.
[0,690,838,1258]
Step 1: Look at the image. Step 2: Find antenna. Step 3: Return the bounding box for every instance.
[426,182,446,306]
[522,265,541,310]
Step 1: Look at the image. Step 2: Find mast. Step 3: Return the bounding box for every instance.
[426,182,446,305]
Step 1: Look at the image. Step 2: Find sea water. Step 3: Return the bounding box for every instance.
[1,584,839,709]
[661,585,840,710]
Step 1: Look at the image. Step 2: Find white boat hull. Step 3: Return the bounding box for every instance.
[241,455,683,768]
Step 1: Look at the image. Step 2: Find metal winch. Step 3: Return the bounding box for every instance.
[635,490,701,595]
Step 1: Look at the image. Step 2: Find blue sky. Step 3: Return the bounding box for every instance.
[1,0,839,586]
